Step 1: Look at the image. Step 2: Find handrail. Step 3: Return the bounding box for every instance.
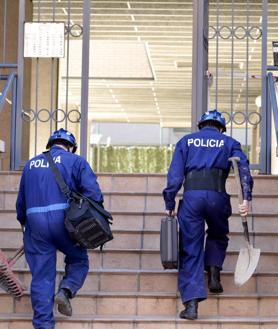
[267,66,278,71]
[0,63,19,169]
[267,72,278,157]
[0,72,17,113]
[0,63,18,68]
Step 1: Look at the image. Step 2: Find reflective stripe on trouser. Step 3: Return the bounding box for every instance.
[26,203,68,215]
[24,210,88,329]
[177,190,231,304]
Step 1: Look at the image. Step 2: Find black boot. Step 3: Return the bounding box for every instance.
[208,266,223,293]
[179,299,198,320]
[55,288,72,316]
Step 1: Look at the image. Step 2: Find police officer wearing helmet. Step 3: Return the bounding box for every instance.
[163,109,253,320]
[16,128,104,329]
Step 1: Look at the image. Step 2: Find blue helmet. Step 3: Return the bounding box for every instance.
[46,128,77,153]
[197,109,226,132]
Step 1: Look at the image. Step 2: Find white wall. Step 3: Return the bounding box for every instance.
[90,122,191,146]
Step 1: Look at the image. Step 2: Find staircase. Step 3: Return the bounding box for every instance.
[0,171,278,329]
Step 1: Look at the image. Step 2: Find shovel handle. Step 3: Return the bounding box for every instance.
[229,157,243,204]
[229,157,251,244]
[242,221,250,244]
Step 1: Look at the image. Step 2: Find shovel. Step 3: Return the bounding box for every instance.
[229,156,260,287]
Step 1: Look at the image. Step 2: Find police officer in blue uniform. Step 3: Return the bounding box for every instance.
[16,128,104,329]
[163,110,253,320]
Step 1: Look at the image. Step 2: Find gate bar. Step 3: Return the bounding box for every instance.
[267,72,278,149]
[191,0,209,131]
[13,0,25,170]
[0,72,16,112]
[80,0,90,159]
[260,0,270,174]
[0,64,17,68]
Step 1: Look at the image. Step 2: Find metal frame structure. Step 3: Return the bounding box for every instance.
[191,0,209,130]
[0,0,275,173]
[12,0,91,169]
[15,0,25,170]
[260,0,270,173]
[0,64,18,169]
[192,0,271,173]
[267,72,278,157]
[80,0,90,158]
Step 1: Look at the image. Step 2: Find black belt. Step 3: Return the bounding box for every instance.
[184,168,228,192]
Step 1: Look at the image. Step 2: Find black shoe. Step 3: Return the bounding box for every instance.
[55,288,72,316]
[179,299,198,320]
[208,266,223,293]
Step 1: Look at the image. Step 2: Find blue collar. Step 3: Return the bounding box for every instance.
[50,145,67,151]
[200,126,221,132]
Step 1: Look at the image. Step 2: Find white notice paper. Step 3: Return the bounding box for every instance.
[24,22,65,58]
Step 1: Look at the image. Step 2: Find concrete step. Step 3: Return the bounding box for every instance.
[0,226,276,251]
[0,172,278,326]
[97,173,278,196]
[1,171,278,195]
[1,189,278,214]
[1,314,278,329]
[1,291,278,318]
[102,211,278,234]
[4,268,278,295]
[2,209,278,233]
[1,245,278,273]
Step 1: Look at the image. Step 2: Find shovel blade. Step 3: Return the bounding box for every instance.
[234,245,260,287]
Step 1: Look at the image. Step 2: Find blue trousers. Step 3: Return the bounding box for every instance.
[177,190,232,303]
[23,210,89,329]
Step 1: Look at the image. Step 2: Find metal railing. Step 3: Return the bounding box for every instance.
[267,72,278,156]
[0,64,18,169]
[208,0,264,172]
[0,73,17,112]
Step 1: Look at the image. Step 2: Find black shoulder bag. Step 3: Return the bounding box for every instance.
[43,151,113,249]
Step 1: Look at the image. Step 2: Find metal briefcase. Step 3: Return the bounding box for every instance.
[160,216,179,269]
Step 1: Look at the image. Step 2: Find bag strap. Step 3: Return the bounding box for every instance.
[43,151,72,198]
[85,195,113,221]
[43,151,113,222]
[71,190,113,221]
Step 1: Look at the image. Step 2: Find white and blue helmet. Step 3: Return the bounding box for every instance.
[197,109,226,132]
[46,128,77,153]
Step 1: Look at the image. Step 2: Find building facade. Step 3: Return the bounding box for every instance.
[0,0,277,173]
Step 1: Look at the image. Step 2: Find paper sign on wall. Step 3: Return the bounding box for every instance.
[24,22,65,58]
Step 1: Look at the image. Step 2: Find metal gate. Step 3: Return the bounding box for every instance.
[0,0,275,172]
[208,0,267,172]
[0,0,90,169]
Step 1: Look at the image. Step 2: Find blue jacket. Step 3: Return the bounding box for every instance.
[16,146,103,225]
[163,127,253,210]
